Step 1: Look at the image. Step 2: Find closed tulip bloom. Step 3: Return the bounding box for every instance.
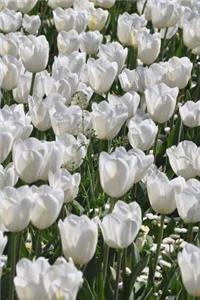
[163,57,193,89]
[22,15,41,35]
[137,31,161,65]
[53,52,86,77]
[6,0,38,13]
[179,100,200,128]
[0,132,13,164]
[53,8,88,33]
[0,55,20,90]
[117,12,147,46]
[80,31,103,55]
[14,257,83,300]
[0,9,22,33]
[128,110,158,150]
[30,185,64,230]
[97,200,142,249]
[127,148,154,182]
[48,0,74,9]
[58,215,98,265]
[87,7,109,31]
[146,169,185,214]
[0,33,19,57]
[57,30,80,54]
[0,186,32,232]
[178,243,200,297]
[87,58,118,95]
[166,141,199,179]
[0,163,18,189]
[183,16,200,54]
[145,82,179,123]
[176,179,200,223]
[98,42,128,74]
[49,168,81,203]
[56,133,89,171]
[99,147,138,198]
[148,0,180,29]
[12,73,32,104]
[92,101,128,140]
[13,138,64,183]
[108,91,140,118]
[19,35,49,73]
[28,95,52,131]
[0,231,7,278]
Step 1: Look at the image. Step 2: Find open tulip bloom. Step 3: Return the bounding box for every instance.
[0,0,200,299]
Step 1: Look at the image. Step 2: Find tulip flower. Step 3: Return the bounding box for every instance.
[14,257,83,300]
[183,16,200,54]
[0,55,20,91]
[57,30,80,55]
[144,82,179,123]
[0,186,32,232]
[13,73,32,104]
[128,110,158,150]
[176,179,200,223]
[178,243,200,297]
[98,41,128,74]
[91,0,116,9]
[48,0,74,9]
[146,169,185,214]
[58,215,98,265]
[22,15,41,35]
[99,147,138,198]
[148,0,180,29]
[19,35,49,73]
[137,31,161,65]
[91,100,128,140]
[87,7,109,31]
[6,0,38,13]
[0,9,22,33]
[0,32,20,57]
[97,200,142,249]
[0,163,18,189]
[13,138,64,183]
[108,91,140,118]
[30,185,64,230]
[166,141,199,179]
[179,100,200,128]
[80,31,103,55]
[163,56,193,89]
[49,168,81,203]
[87,58,118,95]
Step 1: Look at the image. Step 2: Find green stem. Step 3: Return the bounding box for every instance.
[30,72,36,96]
[103,243,109,288]
[153,126,160,156]
[187,224,193,243]
[114,251,122,300]
[8,233,17,300]
[141,0,148,14]
[35,230,41,257]
[160,27,169,60]
[150,215,165,284]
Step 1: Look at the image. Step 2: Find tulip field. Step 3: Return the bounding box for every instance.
[0,0,200,299]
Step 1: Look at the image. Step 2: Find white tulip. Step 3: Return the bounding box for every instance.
[22,15,41,35]
[0,55,20,90]
[147,169,185,214]
[53,52,86,77]
[12,72,32,104]
[87,58,118,95]
[19,35,49,73]
[80,31,103,55]
[183,16,200,54]
[137,31,161,65]
[0,163,18,189]
[87,7,109,31]
[57,30,80,55]
[97,200,142,249]
[98,41,128,74]
[179,100,200,127]
[128,110,158,150]
[49,168,81,203]
[108,91,140,118]
[6,0,38,13]
[58,215,98,265]
[0,9,22,33]
[166,140,199,179]
[14,256,83,300]
[91,0,116,9]
[145,82,179,123]
[48,0,74,9]
[92,100,128,140]
[178,243,200,297]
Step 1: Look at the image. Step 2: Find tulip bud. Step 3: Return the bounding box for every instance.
[58,215,98,265]
[22,15,41,35]
[57,30,80,55]
[179,100,200,128]
[97,200,142,249]
[0,9,22,33]
[178,243,200,297]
